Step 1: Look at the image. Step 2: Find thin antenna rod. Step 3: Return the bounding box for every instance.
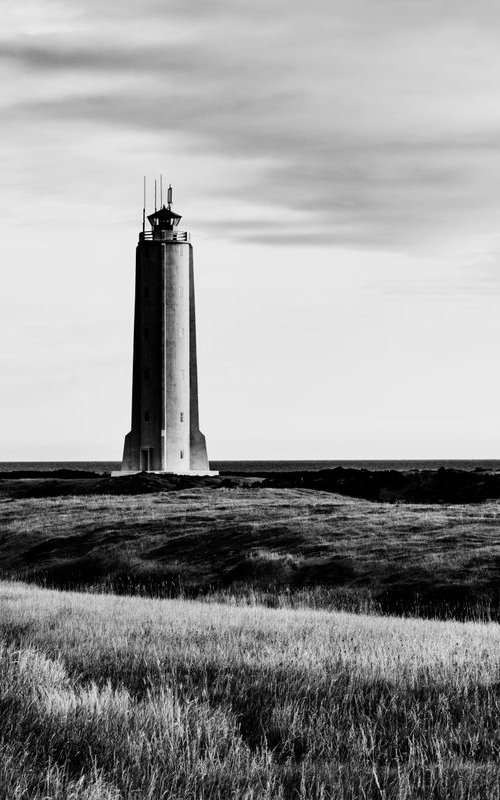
[160,174,163,207]
[142,176,146,233]
[154,179,157,212]
[167,184,172,210]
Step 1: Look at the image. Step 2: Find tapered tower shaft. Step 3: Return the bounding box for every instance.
[116,191,215,475]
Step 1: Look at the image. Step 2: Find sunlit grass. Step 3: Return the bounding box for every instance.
[2,580,500,798]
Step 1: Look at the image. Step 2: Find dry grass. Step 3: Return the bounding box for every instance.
[2,580,500,798]
[2,487,500,616]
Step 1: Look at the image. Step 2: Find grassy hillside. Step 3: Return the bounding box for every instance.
[2,580,500,798]
[2,485,500,617]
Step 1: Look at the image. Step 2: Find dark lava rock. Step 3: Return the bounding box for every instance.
[0,471,247,499]
[259,466,500,504]
[0,469,102,479]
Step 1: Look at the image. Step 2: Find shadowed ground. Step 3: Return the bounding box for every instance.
[2,477,500,617]
[4,465,500,503]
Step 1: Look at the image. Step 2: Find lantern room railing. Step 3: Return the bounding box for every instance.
[139,230,190,243]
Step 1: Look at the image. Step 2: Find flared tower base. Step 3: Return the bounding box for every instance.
[111,469,219,476]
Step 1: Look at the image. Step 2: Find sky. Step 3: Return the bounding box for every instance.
[2,0,500,460]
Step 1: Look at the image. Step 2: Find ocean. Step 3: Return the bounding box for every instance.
[1,460,500,474]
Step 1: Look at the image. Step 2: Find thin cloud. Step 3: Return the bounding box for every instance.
[3,0,500,251]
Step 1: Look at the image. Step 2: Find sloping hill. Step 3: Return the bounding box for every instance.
[2,485,500,617]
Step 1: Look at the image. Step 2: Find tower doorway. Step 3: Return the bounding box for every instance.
[140,448,153,471]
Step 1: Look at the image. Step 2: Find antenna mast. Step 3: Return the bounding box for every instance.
[142,176,146,233]
[167,184,172,211]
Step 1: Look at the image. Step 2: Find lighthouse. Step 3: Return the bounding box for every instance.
[114,185,217,475]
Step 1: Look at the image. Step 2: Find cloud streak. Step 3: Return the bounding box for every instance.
[3,0,500,251]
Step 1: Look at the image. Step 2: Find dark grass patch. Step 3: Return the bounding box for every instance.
[3,485,500,619]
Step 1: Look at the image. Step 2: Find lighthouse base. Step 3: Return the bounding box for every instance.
[111,470,219,477]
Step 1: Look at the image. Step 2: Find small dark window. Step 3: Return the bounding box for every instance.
[144,411,150,422]
[180,412,184,422]
[180,449,184,459]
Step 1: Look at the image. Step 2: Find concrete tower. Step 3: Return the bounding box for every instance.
[115,186,217,475]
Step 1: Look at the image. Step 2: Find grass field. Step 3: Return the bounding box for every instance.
[2,486,500,617]
[2,580,500,798]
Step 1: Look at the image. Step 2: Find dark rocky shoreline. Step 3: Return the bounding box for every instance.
[2,466,500,503]
[260,466,500,504]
